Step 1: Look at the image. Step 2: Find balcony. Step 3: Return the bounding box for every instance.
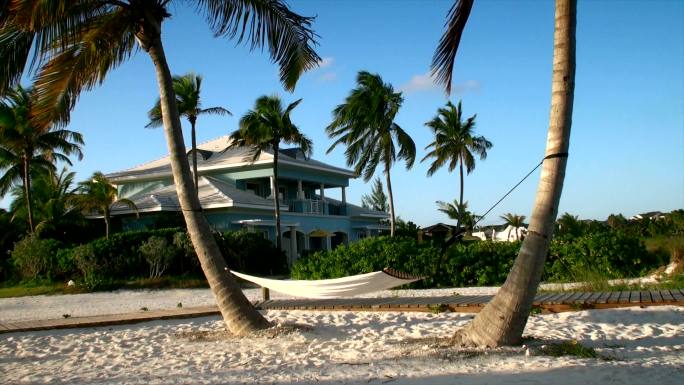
[289,198,347,216]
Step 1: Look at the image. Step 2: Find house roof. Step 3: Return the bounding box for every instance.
[110,175,283,215]
[110,175,386,218]
[106,136,356,183]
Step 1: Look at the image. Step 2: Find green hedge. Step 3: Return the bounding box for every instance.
[292,232,664,288]
[8,228,287,287]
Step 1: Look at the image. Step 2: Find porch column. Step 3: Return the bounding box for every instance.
[341,186,346,204]
[289,226,297,264]
[319,183,325,200]
[297,180,304,199]
[325,235,332,250]
[268,175,276,199]
[365,228,371,238]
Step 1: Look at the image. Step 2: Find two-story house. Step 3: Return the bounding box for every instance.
[105,136,388,264]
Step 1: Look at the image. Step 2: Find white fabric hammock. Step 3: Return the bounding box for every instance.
[231,269,421,299]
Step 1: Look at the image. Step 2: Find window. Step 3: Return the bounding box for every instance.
[246,182,261,196]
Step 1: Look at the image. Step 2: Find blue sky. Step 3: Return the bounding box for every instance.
[3,0,683,226]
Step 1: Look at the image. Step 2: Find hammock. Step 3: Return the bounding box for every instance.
[230,268,422,299]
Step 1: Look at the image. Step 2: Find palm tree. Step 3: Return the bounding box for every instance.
[361,177,389,212]
[1,1,319,335]
[555,212,584,239]
[71,172,138,239]
[147,73,231,193]
[436,199,480,232]
[422,100,492,227]
[500,213,526,241]
[9,167,82,237]
[432,0,576,347]
[326,71,416,236]
[228,95,312,250]
[0,85,83,233]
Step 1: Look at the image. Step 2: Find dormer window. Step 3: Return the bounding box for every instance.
[188,149,214,162]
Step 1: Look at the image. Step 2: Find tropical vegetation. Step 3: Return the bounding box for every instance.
[147,73,231,193]
[0,85,83,233]
[1,0,320,335]
[228,95,312,250]
[423,100,492,227]
[361,177,389,212]
[326,71,416,237]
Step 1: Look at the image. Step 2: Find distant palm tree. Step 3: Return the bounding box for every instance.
[555,212,584,239]
[9,167,82,237]
[361,177,389,212]
[228,95,312,250]
[147,73,231,193]
[2,0,319,334]
[423,101,492,227]
[0,86,83,233]
[326,71,416,236]
[436,199,480,232]
[500,213,526,240]
[71,172,137,239]
[432,0,576,347]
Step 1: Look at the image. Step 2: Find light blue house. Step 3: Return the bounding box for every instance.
[106,136,388,264]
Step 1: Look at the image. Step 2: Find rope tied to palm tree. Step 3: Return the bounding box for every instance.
[472,152,569,228]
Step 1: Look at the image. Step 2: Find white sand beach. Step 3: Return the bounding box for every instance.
[1,288,683,385]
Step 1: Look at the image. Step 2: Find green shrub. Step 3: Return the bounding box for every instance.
[70,244,106,289]
[139,236,176,278]
[545,231,665,282]
[443,241,520,287]
[10,235,62,280]
[215,231,288,275]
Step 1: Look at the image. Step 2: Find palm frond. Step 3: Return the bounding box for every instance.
[431,0,474,95]
[195,0,320,90]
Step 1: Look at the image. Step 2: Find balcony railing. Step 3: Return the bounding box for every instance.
[289,198,347,216]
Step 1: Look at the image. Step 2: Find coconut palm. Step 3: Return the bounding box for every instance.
[71,172,137,239]
[0,85,83,233]
[500,213,526,241]
[326,71,416,236]
[422,100,492,227]
[432,0,576,347]
[9,167,82,237]
[436,199,480,232]
[147,73,231,193]
[1,0,319,335]
[228,95,312,250]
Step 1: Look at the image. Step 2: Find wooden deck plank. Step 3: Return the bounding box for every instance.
[577,292,593,304]
[669,289,684,302]
[639,291,653,304]
[618,291,630,304]
[660,290,675,302]
[544,292,568,304]
[607,291,621,304]
[629,291,642,304]
[649,291,663,303]
[596,292,611,304]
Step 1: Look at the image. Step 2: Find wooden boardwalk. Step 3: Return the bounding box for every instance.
[1,289,682,334]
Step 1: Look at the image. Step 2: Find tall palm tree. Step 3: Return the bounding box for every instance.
[0,85,83,233]
[228,95,312,251]
[147,73,231,193]
[500,213,526,241]
[1,1,319,335]
[432,0,576,347]
[326,71,416,236]
[71,172,138,239]
[422,100,492,227]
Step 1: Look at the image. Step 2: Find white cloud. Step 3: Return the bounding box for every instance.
[317,57,334,69]
[399,72,438,94]
[399,72,481,95]
[318,72,337,82]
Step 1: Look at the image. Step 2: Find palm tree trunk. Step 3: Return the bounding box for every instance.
[385,166,396,237]
[104,214,110,239]
[453,0,575,347]
[273,142,282,250]
[190,118,199,195]
[144,32,269,335]
[458,162,464,228]
[22,157,34,233]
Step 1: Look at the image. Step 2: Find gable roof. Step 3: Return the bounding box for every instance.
[106,136,356,183]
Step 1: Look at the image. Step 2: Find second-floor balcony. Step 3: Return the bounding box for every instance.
[289,198,347,216]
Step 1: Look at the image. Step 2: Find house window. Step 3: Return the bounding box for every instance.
[278,186,287,201]
[246,182,261,196]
